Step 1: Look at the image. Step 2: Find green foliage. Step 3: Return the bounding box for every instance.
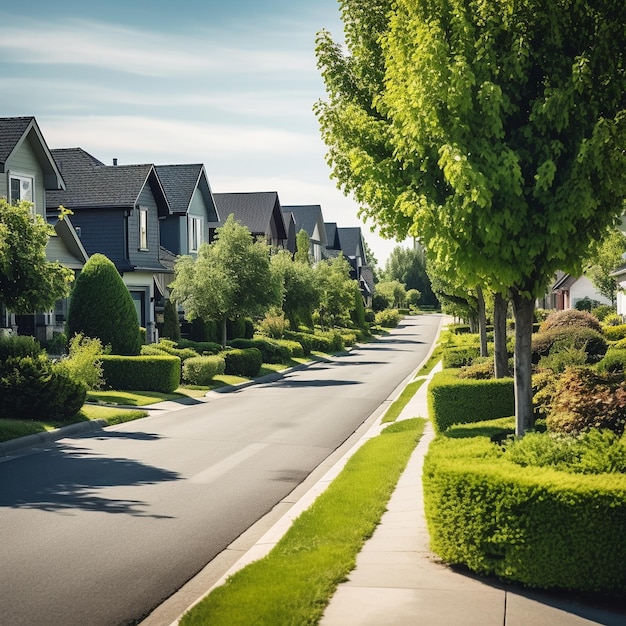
[423,433,626,595]
[592,305,617,321]
[583,227,626,304]
[294,229,311,264]
[100,355,181,393]
[0,334,42,360]
[0,199,73,312]
[547,367,626,436]
[503,430,626,475]
[145,339,198,362]
[176,339,222,355]
[350,289,367,329]
[603,324,626,342]
[221,347,262,377]
[574,296,602,312]
[383,245,437,306]
[66,254,141,355]
[314,255,359,328]
[272,338,304,359]
[162,299,181,341]
[189,317,220,343]
[0,354,86,421]
[283,330,313,356]
[374,308,401,328]
[428,369,514,434]
[596,349,626,374]
[457,359,502,380]
[257,308,288,339]
[531,326,607,365]
[537,344,589,373]
[374,279,406,308]
[309,330,345,353]
[61,333,104,390]
[228,338,288,364]
[182,355,226,386]
[170,215,280,346]
[539,309,603,334]
[442,345,481,369]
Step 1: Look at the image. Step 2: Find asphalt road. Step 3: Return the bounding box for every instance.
[0,314,442,626]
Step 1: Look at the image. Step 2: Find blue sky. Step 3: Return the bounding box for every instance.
[0,0,409,266]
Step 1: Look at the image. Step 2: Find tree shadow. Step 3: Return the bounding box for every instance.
[0,438,181,518]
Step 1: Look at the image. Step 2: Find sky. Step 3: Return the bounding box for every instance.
[0,0,410,267]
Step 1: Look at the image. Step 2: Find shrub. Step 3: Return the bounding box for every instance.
[66,254,141,355]
[574,296,602,312]
[228,338,287,364]
[596,348,626,373]
[162,299,181,341]
[538,309,602,334]
[222,347,262,377]
[258,309,288,339]
[0,334,42,360]
[603,313,623,327]
[273,338,304,359]
[457,359,508,379]
[442,345,481,369]
[146,339,198,362]
[364,309,375,323]
[310,330,344,353]
[340,330,358,347]
[603,323,626,341]
[61,333,104,390]
[546,367,626,435]
[176,339,222,355]
[182,355,226,386]
[534,308,551,323]
[592,305,616,321]
[100,355,180,393]
[537,344,589,373]
[532,370,560,421]
[427,369,514,433]
[423,433,626,595]
[531,326,607,364]
[0,355,86,421]
[190,317,220,343]
[284,331,313,356]
[375,308,402,328]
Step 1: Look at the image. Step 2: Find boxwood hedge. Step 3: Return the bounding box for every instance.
[100,355,180,393]
[423,432,626,595]
[427,369,514,433]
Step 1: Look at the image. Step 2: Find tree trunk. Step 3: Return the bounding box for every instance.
[221,316,228,348]
[476,285,488,358]
[511,290,535,437]
[493,292,509,378]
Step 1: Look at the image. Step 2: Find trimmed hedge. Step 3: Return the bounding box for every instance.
[221,347,262,377]
[428,369,514,433]
[284,331,313,356]
[423,430,626,595]
[442,345,481,368]
[100,355,180,393]
[228,338,289,364]
[182,355,226,386]
[176,339,222,355]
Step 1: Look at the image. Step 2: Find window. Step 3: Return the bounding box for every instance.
[189,216,204,252]
[9,173,34,212]
[139,208,148,250]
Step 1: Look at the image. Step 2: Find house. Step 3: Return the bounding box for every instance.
[550,272,611,311]
[47,149,171,343]
[282,204,327,263]
[325,223,374,305]
[0,116,86,340]
[611,264,626,319]
[213,191,289,250]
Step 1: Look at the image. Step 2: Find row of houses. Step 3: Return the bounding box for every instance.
[1,116,374,344]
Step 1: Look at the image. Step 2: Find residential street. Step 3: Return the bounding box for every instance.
[0,315,442,626]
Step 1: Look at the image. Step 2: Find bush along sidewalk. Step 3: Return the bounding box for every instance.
[180,418,426,626]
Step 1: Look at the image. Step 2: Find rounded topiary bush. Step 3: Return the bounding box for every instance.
[66,254,141,355]
[539,309,602,334]
[546,366,626,435]
[531,326,607,364]
[596,349,626,373]
[182,355,226,385]
[222,347,262,377]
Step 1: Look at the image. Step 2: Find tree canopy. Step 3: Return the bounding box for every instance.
[315,254,360,328]
[383,244,437,306]
[316,0,626,434]
[170,214,280,346]
[583,227,626,306]
[0,199,73,313]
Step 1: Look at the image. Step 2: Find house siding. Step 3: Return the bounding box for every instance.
[3,136,46,216]
[70,210,129,269]
[128,185,161,268]
[160,217,181,255]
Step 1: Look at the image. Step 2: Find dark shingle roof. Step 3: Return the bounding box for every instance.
[47,148,163,210]
[213,191,286,238]
[282,205,326,244]
[337,227,365,260]
[155,164,204,214]
[325,222,339,250]
[0,116,34,165]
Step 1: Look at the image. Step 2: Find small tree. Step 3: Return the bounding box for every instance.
[0,199,73,313]
[375,279,406,309]
[170,215,280,347]
[295,230,312,265]
[162,299,181,341]
[583,227,626,306]
[66,254,141,355]
[315,254,359,328]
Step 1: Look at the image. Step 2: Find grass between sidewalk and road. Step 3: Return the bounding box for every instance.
[180,417,426,626]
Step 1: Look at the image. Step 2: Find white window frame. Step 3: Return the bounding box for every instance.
[189,216,204,252]
[8,171,35,214]
[138,208,148,251]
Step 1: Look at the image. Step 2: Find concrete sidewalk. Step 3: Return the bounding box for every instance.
[320,362,625,626]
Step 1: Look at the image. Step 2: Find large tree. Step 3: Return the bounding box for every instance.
[170,215,280,346]
[384,244,437,306]
[317,0,626,435]
[0,199,73,313]
[314,254,360,328]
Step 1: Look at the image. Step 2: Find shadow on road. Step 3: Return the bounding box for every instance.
[0,439,181,517]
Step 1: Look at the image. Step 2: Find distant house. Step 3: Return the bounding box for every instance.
[282,204,327,263]
[213,191,288,249]
[550,272,610,311]
[611,263,626,319]
[47,149,171,342]
[325,222,374,305]
[0,116,86,340]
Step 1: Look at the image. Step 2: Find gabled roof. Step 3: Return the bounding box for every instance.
[0,116,65,190]
[45,215,89,270]
[213,191,287,239]
[337,226,366,263]
[324,222,339,250]
[47,148,170,214]
[155,164,219,220]
[282,204,327,246]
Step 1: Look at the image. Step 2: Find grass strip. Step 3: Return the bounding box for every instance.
[417,345,442,377]
[381,379,425,423]
[180,418,426,626]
